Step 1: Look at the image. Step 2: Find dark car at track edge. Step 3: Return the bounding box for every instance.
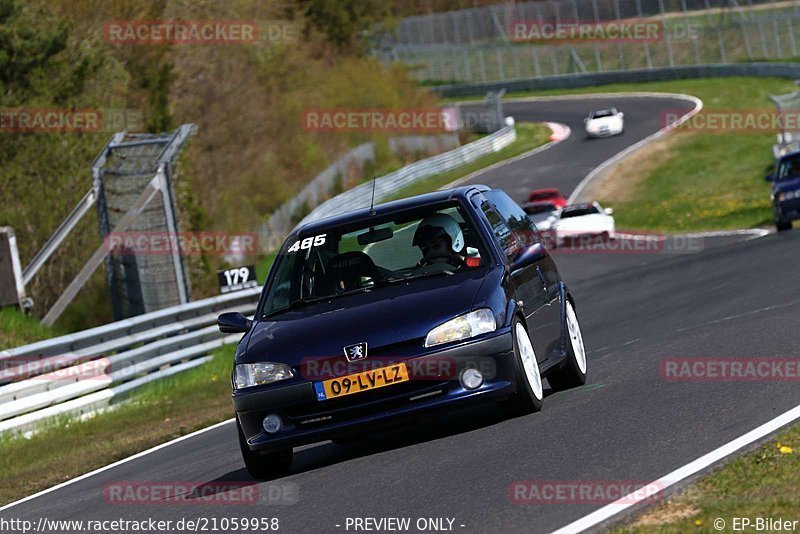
[218,185,587,479]
[767,150,800,231]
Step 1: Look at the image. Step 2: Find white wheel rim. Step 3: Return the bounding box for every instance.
[516,322,543,400]
[566,302,587,374]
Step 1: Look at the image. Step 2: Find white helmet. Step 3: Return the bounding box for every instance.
[413,213,465,253]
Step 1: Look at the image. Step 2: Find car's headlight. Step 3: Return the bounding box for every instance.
[425,308,496,348]
[234,362,293,389]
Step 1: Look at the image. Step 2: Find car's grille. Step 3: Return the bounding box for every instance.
[285,379,451,427]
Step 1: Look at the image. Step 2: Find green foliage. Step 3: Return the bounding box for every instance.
[298,0,392,53]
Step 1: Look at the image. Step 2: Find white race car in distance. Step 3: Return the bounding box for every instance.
[553,202,616,247]
[585,108,624,138]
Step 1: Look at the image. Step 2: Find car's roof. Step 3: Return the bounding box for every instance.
[294,185,491,235]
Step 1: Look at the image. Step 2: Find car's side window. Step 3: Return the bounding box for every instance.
[485,190,539,246]
[480,200,521,260]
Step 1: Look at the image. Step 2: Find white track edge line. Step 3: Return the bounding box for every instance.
[0,417,235,512]
[550,402,800,534]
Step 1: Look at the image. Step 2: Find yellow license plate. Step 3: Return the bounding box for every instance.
[313,363,409,401]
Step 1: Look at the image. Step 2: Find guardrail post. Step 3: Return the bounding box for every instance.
[0,227,25,311]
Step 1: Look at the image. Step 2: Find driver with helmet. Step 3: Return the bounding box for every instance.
[412,213,467,267]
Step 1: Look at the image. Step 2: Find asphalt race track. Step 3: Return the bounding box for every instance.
[4,95,800,534]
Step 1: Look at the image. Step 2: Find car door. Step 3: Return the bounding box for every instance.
[483,191,563,360]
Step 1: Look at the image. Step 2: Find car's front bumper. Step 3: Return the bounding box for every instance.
[775,197,800,221]
[233,330,515,452]
[586,127,621,138]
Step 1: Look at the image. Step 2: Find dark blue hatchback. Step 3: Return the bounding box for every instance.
[767,150,800,231]
[218,185,587,479]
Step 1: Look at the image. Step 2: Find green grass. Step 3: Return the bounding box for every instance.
[611,133,776,231]
[617,424,800,532]
[0,345,236,505]
[0,307,61,351]
[452,77,798,231]
[383,122,552,202]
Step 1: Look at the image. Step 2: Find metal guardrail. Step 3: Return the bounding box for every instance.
[298,124,517,227]
[0,287,260,434]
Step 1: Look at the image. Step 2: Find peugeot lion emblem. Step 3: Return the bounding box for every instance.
[344,342,368,362]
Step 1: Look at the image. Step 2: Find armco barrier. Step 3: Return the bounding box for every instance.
[431,63,800,98]
[0,287,260,434]
[298,123,516,226]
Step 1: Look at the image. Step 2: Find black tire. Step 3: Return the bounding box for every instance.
[504,318,544,415]
[547,300,588,391]
[776,219,792,232]
[237,420,292,480]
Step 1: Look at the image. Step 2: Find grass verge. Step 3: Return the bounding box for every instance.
[0,345,235,506]
[617,424,799,532]
[452,77,798,231]
[0,308,61,351]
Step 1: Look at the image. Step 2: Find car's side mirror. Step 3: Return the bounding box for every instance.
[584,118,589,123]
[604,207,614,215]
[218,312,253,334]
[618,112,624,119]
[510,242,547,272]
[765,173,776,182]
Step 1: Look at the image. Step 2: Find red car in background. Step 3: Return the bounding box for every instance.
[527,188,567,208]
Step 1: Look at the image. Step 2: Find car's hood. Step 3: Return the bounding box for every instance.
[241,269,490,365]
[587,116,621,129]
[775,176,800,193]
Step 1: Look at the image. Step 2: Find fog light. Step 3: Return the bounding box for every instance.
[460,368,484,390]
[263,413,283,434]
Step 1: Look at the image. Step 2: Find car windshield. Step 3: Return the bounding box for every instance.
[777,155,800,181]
[561,205,599,218]
[591,109,616,119]
[529,191,557,201]
[261,202,489,317]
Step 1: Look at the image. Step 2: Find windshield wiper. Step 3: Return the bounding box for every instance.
[263,287,373,319]
[383,269,454,285]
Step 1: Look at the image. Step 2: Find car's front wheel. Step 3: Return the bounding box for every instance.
[776,219,792,232]
[547,299,587,391]
[237,420,292,480]
[506,318,544,414]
